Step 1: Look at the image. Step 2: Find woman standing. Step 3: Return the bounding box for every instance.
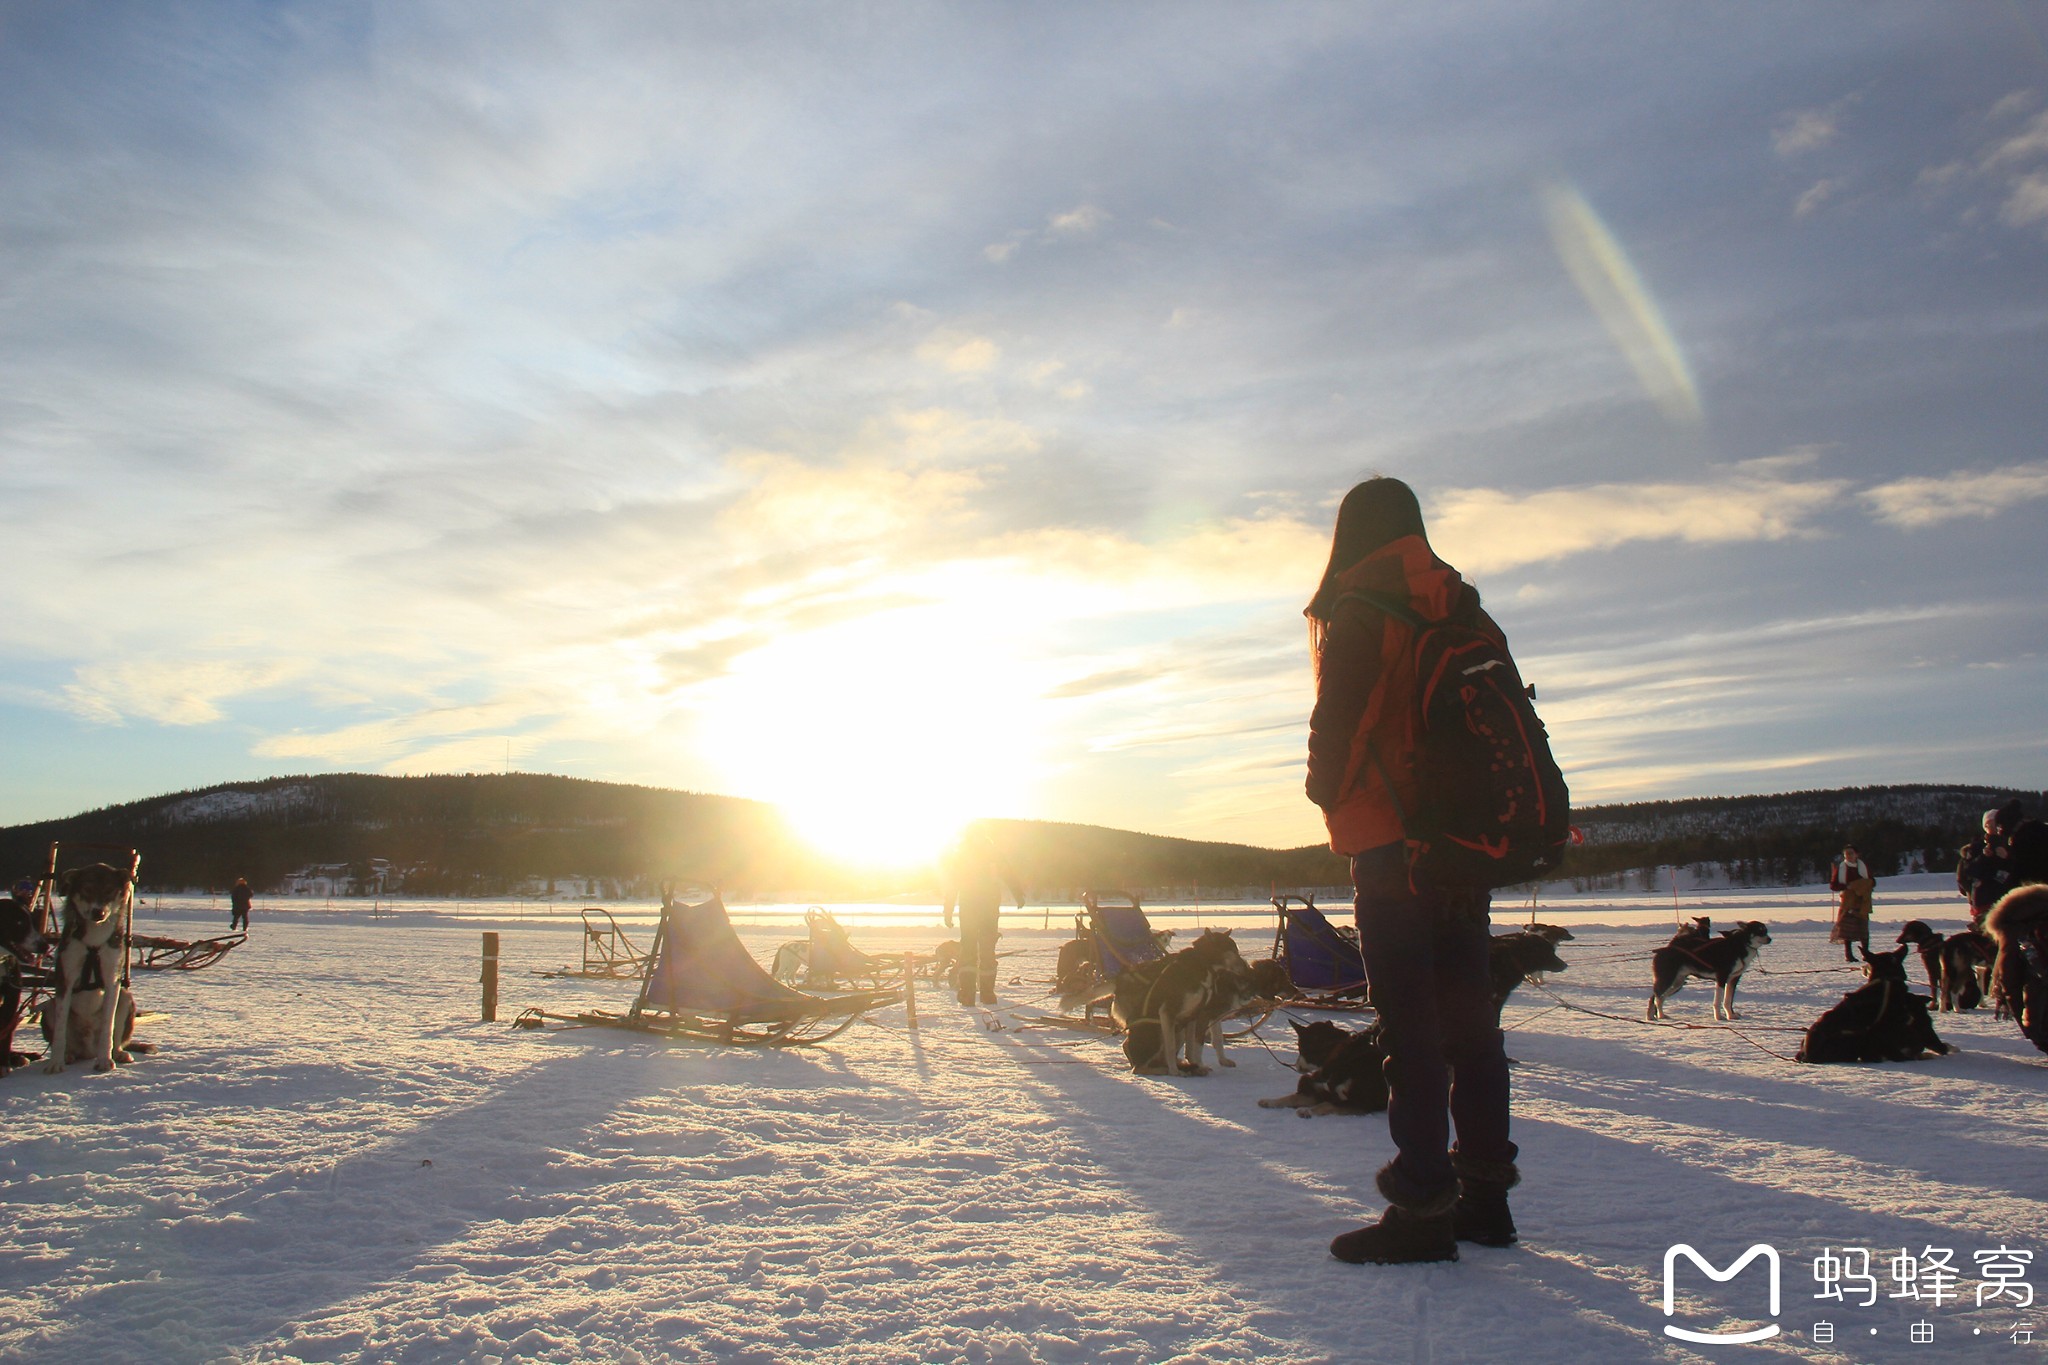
[1828,845,1875,962]
[1305,476,1523,1265]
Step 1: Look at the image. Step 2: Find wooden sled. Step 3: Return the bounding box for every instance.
[519,891,901,1048]
[533,908,656,979]
[130,932,244,972]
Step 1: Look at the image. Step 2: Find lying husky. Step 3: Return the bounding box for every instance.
[1895,920,1994,1011]
[42,863,137,1075]
[1797,944,1951,1064]
[1,888,49,1075]
[1648,920,1771,1021]
[1116,929,1254,1076]
[1259,1018,1389,1116]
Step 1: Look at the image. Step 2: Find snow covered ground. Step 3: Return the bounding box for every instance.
[4,883,2046,1364]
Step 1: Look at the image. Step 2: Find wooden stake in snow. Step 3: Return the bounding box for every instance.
[481,931,499,1022]
[902,952,919,1031]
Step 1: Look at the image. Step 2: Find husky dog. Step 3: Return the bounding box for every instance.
[769,940,808,985]
[1245,957,1293,1001]
[1487,931,1569,1011]
[1260,1019,1390,1116]
[1117,929,1254,1076]
[1895,920,1994,1011]
[43,863,137,1075]
[1665,916,1712,948]
[1648,920,1771,1021]
[1797,944,1951,1064]
[1,889,50,1075]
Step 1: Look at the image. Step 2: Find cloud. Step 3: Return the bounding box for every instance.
[1428,463,1849,575]
[1048,203,1108,236]
[2001,171,2048,230]
[61,659,306,727]
[1983,110,2048,169]
[1773,101,1851,157]
[1793,177,1843,219]
[1862,461,2048,528]
[917,331,1001,373]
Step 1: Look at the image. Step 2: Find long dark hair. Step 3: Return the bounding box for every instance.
[1305,477,1425,627]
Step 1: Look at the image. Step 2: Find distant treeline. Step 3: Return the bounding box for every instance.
[0,773,2035,899]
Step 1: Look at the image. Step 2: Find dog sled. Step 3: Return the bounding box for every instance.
[130,931,244,972]
[1264,894,1373,1011]
[533,908,656,979]
[771,907,946,992]
[518,891,902,1047]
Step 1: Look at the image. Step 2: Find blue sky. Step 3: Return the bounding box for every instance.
[2,2,2045,855]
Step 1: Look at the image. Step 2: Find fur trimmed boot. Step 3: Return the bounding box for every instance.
[1329,1162,1458,1265]
[1452,1154,1520,1248]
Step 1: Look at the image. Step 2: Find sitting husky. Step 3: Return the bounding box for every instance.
[1259,1018,1389,1116]
[1116,929,1254,1076]
[1797,944,1950,1064]
[43,863,137,1075]
[1648,920,1771,1021]
[1895,920,1993,1011]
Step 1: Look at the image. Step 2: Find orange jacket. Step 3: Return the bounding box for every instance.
[1306,535,1502,856]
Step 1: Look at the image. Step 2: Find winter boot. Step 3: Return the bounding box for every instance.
[1329,1163,1458,1265]
[1452,1154,1521,1248]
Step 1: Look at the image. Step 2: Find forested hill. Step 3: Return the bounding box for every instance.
[0,773,1347,898]
[0,774,2037,897]
[1562,783,2044,885]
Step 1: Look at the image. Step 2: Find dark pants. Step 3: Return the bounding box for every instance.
[1354,847,1516,1199]
[955,905,999,1003]
[231,907,249,932]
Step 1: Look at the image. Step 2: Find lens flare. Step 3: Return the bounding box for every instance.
[1541,181,1702,424]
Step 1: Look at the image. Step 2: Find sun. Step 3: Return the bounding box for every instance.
[698,606,1042,870]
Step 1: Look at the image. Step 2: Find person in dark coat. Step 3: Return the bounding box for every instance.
[1304,475,1523,1266]
[229,877,253,932]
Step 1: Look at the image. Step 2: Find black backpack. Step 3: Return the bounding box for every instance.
[1346,591,1572,891]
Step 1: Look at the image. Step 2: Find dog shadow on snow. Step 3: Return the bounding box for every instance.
[978,1022,2011,1364]
[15,1033,861,1364]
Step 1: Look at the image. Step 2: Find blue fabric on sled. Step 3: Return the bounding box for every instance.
[1091,904,1163,978]
[641,896,816,1018]
[1282,903,1368,992]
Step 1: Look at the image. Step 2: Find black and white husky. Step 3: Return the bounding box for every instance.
[42,863,136,1075]
[1648,920,1771,1022]
[1116,929,1254,1076]
[1259,1019,1389,1116]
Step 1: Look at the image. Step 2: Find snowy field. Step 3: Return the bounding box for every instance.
[5,881,2047,1364]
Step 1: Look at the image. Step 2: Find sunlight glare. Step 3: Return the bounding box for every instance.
[699,605,1043,869]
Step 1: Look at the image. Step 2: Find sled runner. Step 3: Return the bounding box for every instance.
[525,890,901,1047]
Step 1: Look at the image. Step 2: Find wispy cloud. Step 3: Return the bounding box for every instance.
[1773,99,1855,157]
[1863,461,2048,528]
[1429,461,1848,576]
